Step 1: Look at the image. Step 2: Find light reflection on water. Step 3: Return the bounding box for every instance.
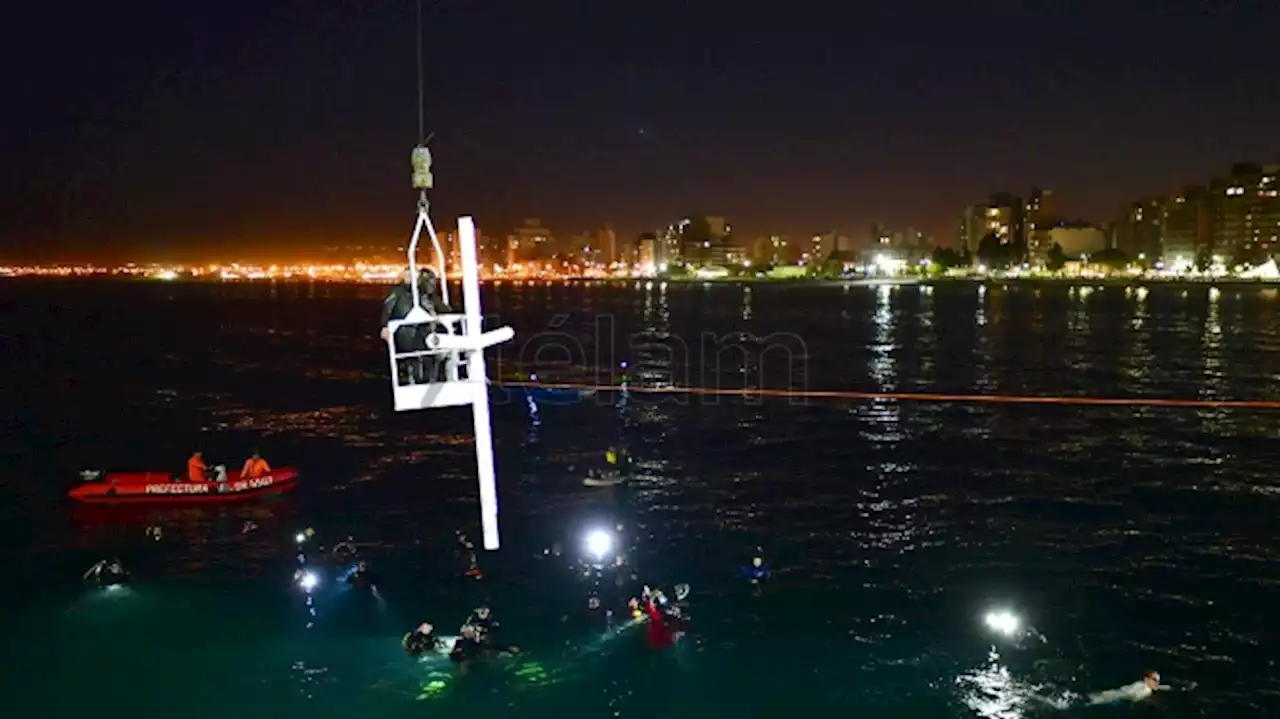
[957,648,1074,718]
[1,281,1279,716]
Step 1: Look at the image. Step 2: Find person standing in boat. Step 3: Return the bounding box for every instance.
[240,451,271,479]
[187,451,208,482]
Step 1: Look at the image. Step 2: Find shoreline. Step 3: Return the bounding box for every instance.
[2,274,1278,288]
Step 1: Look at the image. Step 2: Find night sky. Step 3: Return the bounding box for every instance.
[2,0,1278,261]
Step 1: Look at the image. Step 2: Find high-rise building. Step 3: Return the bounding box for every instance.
[1111,197,1165,259]
[674,215,746,266]
[871,223,891,248]
[441,229,499,269]
[679,215,728,263]
[1208,163,1280,260]
[596,224,618,264]
[1025,187,1057,221]
[637,233,657,272]
[751,235,794,265]
[1023,188,1059,256]
[505,218,553,265]
[656,221,685,265]
[1122,163,1280,266]
[957,193,1022,253]
[1162,185,1212,265]
[870,224,927,260]
[806,232,845,264]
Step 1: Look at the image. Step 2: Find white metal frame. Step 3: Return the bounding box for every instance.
[385,202,514,550]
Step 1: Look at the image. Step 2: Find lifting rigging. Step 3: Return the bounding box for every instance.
[383,0,514,550]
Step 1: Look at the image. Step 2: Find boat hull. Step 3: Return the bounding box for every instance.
[68,468,299,504]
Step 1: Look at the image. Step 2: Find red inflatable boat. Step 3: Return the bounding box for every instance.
[68,467,299,504]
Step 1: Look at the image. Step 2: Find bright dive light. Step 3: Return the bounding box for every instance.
[295,532,306,544]
[585,529,613,560]
[299,571,318,591]
[984,609,1020,637]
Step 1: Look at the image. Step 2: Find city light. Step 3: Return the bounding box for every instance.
[4,247,1280,285]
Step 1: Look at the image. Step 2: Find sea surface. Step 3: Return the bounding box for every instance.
[0,279,1277,718]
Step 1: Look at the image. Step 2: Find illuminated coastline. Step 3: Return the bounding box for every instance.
[0,261,636,283]
[2,257,1280,284]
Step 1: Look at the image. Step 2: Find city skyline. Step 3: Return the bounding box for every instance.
[2,2,1278,261]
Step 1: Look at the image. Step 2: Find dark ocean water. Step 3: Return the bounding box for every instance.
[0,279,1278,718]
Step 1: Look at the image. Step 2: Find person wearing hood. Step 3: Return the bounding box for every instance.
[379,267,451,385]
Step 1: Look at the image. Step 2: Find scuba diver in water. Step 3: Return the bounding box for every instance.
[403,622,442,656]
[84,558,129,586]
[585,594,615,627]
[346,560,381,590]
[742,555,770,583]
[461,605,498,638]
[1087,670,1171,705]
[456,531,484,578]
[449,624,519,665]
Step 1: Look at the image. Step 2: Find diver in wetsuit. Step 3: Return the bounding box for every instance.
[461,605,497,638]
[379,267,451,385]
[347,560,381,590]
[84,558,129,586]
[403,622,442,656]
[449,625,519,664]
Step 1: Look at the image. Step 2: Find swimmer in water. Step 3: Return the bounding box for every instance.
[741,556,770,583]
[1087,670,1171,704]
[347,560,380,589]
[457,531,484,578]
[579,594,617,629]
[84,558,129,586]
[402,622,441,656]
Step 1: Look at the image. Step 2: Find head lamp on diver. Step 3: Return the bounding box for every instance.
[585,529,613,561]
[983,609,1020,637]
[296,570,319,591]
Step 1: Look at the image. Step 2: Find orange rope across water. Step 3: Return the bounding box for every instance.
[499,381,1280,410]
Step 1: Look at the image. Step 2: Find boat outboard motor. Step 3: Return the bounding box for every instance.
[79,470,104,482]
[213,465,228,482]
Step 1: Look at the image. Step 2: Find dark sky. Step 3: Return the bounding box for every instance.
[2,0,1278,261]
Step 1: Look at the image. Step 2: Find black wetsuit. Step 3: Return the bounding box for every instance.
[90,565,129,586]
[448,635,515,663]
[347,569,381,589]
[380,273,450,384]
[403,630,440,656]
[463,613,497,638]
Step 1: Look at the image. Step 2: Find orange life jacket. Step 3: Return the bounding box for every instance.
[187,456,207,482]
[242,458,271,478]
